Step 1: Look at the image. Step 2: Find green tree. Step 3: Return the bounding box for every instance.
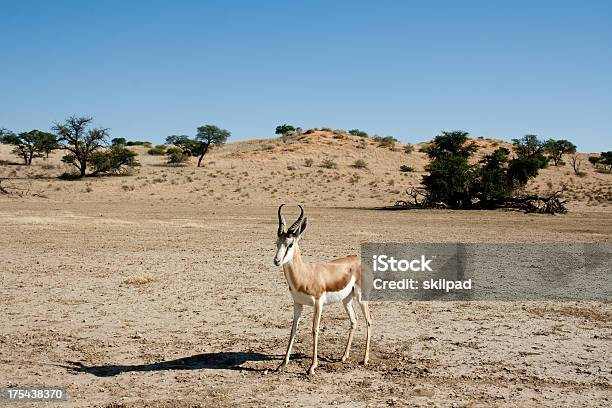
[544,139,577,166]
[476,147,513,208]
[111,137,127,147]
[421,131,478,209]
[417,133,559,210]
[165,126,230,167]
[195,125,230,167]
[512,134,544,158]
[601,152,612,172]
[52,116,109,178]
[165,135,199,155]
[0,129,58,165]
[508,134,548,186]
[590,151,612,172]
[275,124,296,135]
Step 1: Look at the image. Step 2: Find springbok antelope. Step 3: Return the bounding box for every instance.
[273,204,372,375]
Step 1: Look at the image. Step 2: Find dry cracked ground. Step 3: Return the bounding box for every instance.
[1,202,610,407]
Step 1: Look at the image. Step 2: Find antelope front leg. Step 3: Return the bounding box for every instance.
[308,298,323,375]
[277,303,303,371]
[341,296,357,362]
[358,300,372,365]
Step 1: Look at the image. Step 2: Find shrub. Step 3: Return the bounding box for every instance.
[125,140,152,147]
[321,158,338,169]
[89,146,140,176]
[304,158,314,167]
[147,146,166,155]
[351,159,368,169]
[373,135,398,149]
[400,165,415,172]
[332,130,346,139]
[588,156,600,165]
[403,144,414,154]
[418,143,431,153]
[166,147,190,165]
[348,129,368,138]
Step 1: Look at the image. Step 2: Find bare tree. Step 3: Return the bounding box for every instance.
[52,116,109,178]
[570,154,583,175]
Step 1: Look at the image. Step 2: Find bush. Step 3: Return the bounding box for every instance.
[403,144,414,154]
[400,165,415,172]
[351,159,368,169]
[372,135,398,149]
[147,146,166,155]
[89,147,140,176]
[166,147,190,165]
[321,158,338,169]
[332,130,346,139]
[348,129,368,138]
[125,140,152,147]
[304,158,314,167]
[418,143,431,153]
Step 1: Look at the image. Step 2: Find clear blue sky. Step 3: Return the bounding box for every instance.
[1,0,611,151]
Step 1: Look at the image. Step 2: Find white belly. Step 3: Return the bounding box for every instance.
[289,276,356,306]
[321,275,355,305]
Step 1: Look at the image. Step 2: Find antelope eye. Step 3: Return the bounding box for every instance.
[287,242,293,248]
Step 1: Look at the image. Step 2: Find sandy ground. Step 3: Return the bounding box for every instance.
[0,133,611,406]
[1,201,610,407]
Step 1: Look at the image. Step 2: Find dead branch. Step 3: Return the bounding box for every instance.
[0,177,46,198]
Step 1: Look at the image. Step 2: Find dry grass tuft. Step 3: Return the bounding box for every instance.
[123,273,156,285]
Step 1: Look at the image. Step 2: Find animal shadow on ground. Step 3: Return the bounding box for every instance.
[61,351,300,377]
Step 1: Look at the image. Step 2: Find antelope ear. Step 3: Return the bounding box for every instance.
[296,217,307,239]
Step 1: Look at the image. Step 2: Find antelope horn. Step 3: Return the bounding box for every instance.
[288,205,305,234]
[277,204,286,236]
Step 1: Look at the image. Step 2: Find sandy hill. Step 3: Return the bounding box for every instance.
[0,130,610,210]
